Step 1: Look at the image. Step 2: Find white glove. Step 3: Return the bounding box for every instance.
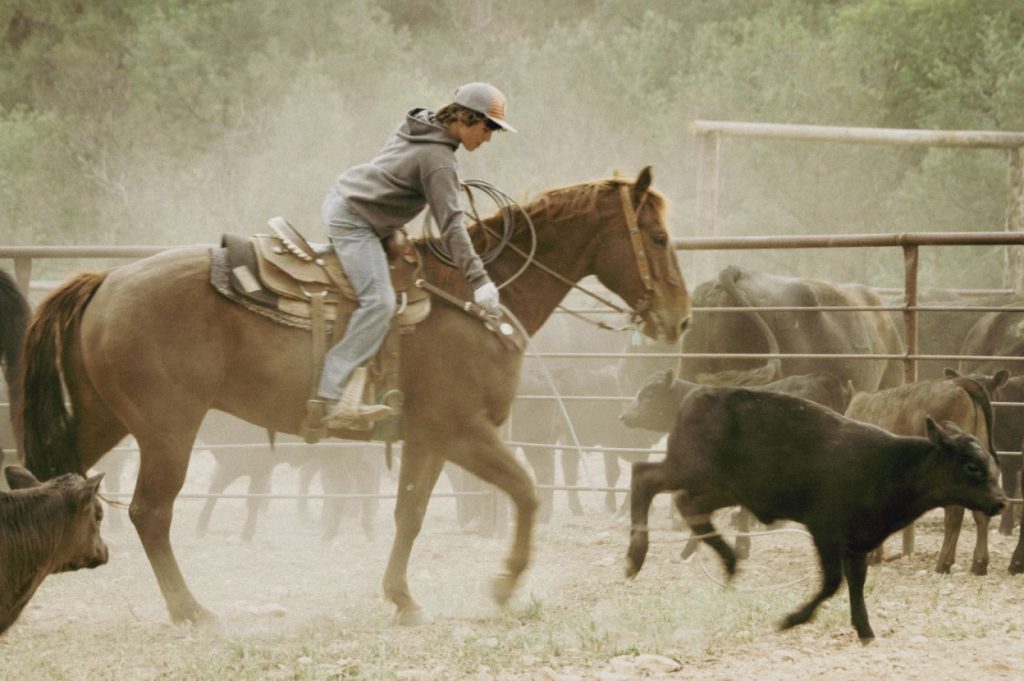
[473,281,501,313]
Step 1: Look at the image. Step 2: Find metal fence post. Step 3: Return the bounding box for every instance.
[694,129,720,284]
[902,243,919,384]
[1007,146,1024,294]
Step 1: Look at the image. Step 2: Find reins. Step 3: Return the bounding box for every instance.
[422,179,659,333]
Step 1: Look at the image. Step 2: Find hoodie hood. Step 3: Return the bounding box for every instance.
[397,108,460,149]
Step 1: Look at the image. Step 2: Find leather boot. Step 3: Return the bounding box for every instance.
[323,367,395,430]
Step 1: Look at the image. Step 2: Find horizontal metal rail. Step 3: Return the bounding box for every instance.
[673,231,1024,251]
[690,120,1024,149]
[7,231,1024,514]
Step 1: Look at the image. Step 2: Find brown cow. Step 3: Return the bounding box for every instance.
[844,374,1000,574]
[0,465,108,635]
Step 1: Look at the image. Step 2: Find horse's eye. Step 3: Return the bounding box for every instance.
[651,233,668,247]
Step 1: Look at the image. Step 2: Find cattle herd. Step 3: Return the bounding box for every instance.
[3,262,1024,644]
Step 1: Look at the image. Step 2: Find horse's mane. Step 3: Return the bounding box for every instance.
[413,176,669,251]
[520,177,667,224]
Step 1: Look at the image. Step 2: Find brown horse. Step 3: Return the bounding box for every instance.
[18,167,690,626]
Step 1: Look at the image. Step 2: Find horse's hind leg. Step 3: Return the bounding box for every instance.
[130,431,214,625]
[383,446,446,625]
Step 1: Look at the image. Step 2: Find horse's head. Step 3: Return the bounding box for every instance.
[592,167,691,343]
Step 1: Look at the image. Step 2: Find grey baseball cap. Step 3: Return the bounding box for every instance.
[453,82,517,133]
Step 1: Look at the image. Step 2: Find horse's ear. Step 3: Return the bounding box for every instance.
[634,166,653,203]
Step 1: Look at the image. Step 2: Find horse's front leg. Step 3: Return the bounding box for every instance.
[130,433,215,625]
[446,424,539,606]
[382,446,445,626]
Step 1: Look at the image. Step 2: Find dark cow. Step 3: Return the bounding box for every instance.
[1,466,108,635]
[621,368,850,558]
[626,386,1006,642]
[680,265,903,392]
[844,374,999,574]
[896,289,1021,381]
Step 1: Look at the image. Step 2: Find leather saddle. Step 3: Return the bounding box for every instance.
[223,216,429,326]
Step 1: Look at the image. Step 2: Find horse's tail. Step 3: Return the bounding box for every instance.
[696,266,782,387]
[18,271,108,479]
[950,375,998,460]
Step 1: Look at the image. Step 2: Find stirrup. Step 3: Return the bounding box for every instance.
[300,399,327,444]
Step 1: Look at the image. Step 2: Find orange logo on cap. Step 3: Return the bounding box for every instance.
[489,89,506,120]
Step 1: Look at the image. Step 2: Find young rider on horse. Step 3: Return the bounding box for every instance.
[317,82,516,429]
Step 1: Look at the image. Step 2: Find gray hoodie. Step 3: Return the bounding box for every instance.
[331,108,489,287]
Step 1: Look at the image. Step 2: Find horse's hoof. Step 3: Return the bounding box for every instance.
[392,607,432,626]
[491,573,518,606]
[971,562,988,576]
[172,605,219,629]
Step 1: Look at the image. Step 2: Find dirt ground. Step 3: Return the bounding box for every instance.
[3,456,1024,680]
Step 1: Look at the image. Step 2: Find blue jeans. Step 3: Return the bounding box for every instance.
[317,192,396,401]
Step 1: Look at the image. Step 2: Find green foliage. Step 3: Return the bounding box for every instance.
[0,0,1022,290]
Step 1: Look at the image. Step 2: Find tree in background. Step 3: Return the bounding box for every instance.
[1,0,1022,288]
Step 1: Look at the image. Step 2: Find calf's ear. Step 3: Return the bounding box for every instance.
[925,416,952,448]
[993,369,1010,391]
[75,473,105,512]
[663,369,675,386]
[4,465,41,490]
[943,367,960,379]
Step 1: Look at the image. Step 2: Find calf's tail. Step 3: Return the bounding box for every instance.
[951,376,998,458]
[696,266,782,386]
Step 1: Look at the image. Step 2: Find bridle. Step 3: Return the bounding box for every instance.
[465,180,665,333]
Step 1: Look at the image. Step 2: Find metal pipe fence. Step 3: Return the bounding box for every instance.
[5,231,1024,509]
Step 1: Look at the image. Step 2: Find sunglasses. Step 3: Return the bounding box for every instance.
[484,119,502,132]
